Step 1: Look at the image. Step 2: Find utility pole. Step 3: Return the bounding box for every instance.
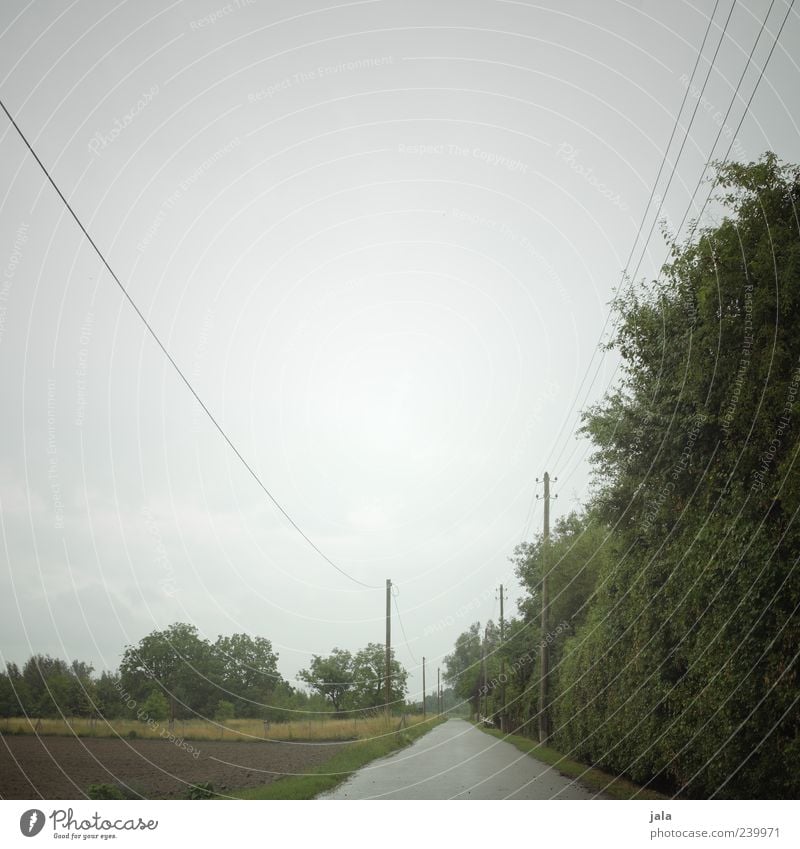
[385,578,391,720]
[499,583,506,732]
[437,667,441,715]
[482,625,489,721]
[422,656,426,718]
[539,472,552,744]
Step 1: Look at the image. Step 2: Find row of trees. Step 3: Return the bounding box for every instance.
[445,154,800,799]
[1,623,410,721]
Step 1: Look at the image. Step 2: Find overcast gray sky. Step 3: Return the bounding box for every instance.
[1,0,798,703]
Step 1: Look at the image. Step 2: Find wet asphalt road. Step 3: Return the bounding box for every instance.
[322,718,607,799]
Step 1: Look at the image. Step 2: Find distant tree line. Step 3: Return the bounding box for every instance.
[0,623,410,722]
[444,154,800,799]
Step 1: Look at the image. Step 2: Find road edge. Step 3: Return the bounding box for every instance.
[476,724,669,800]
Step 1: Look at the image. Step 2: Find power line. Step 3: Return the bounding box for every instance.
[548,0,791,491]
[0,95,380,592]
[660,0,791,253]
[540,0,728,476]
[551,0,740,477]
[392,586,418,665]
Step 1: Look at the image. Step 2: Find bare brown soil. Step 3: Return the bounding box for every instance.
[0,734,344,799]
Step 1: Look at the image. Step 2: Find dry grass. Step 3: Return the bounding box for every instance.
[1,713,428,743]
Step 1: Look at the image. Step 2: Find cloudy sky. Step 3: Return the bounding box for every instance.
[1,0,798,702]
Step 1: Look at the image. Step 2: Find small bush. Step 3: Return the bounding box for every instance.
[140,691,169,722]
[187,781,215,800]
[87,783,125,800]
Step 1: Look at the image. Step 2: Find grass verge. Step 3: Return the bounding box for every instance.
[477,725,668,801]
[231,716,446,800]
[1,714,432,743]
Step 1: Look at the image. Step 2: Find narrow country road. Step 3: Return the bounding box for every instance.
[322,718,607,800]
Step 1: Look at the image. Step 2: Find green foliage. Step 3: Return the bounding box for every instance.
[0,665,23,718]
[298,648,354,714]
[298,645,409,715]
[551,154,800,799]
[351,643,408,711]
[443,622,484,715]
[213,633,281,718]
[87,783,125,800]
[1,656,97,719]
[186,781,215,800]
[140,690,169,722]
[446,154,800,799]
[119,623,217,721]
[214,700,235,722]
[94,671,124,719]
[119,623,292,721]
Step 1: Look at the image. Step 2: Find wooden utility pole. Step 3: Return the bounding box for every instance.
[385,578,392,719]
[499,583,506,732]
[539,472,551,743]
[482,625,489,720]
[437,667,441,715]
[422,656,426,718]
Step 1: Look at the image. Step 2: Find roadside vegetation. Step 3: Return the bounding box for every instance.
[477,725,667,801]
[1,712,432,743]
[445,155,800,800]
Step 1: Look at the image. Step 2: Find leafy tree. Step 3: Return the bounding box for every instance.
[298,644,409,715]
[119,623,221,721]
[94,671,124,719]
[68,660,96,717]
[512,510,611,634]
[21,655,71,717]
[213,633,281,718]
[443,623,484,716]
[298,649,354,715]
[0,664,27,717]
[351,643,408,712]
